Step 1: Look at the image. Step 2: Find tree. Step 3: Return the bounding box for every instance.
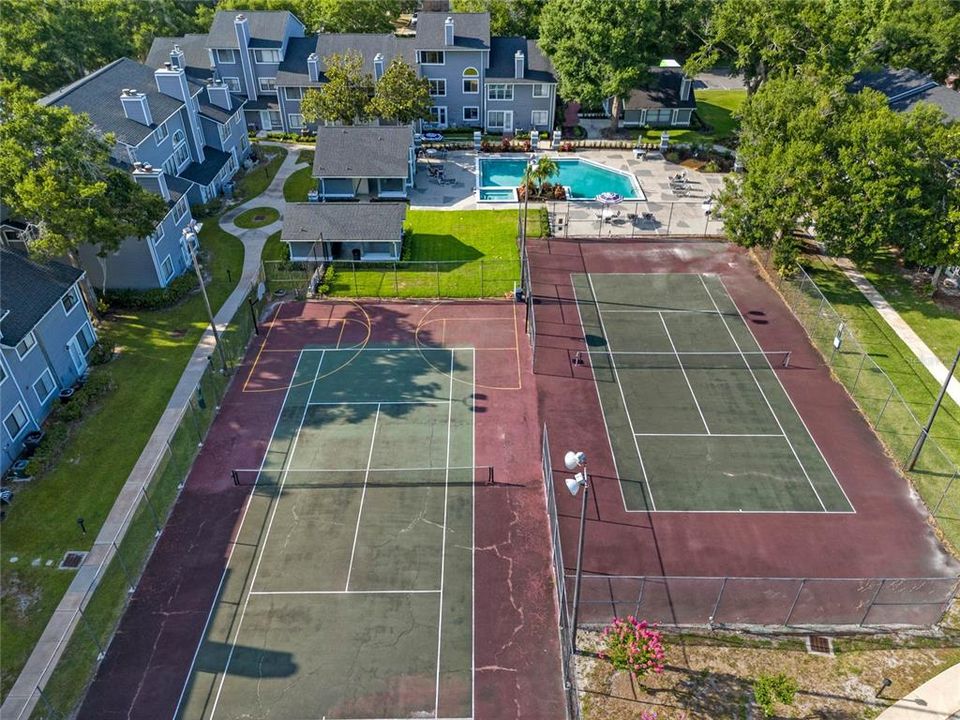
[0,83,168,298]
[367,57,432,125]
[539,0,662,130]
[452,0,545,37]
[531,156,558,193]
[870,0,960,84]
[196,0,415,34]
[300,52,374,126]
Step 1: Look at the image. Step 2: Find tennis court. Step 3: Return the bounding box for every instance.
[574,272,854,513]
[177,345,476,720]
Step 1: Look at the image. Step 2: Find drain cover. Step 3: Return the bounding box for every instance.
[806,635,834,656]
[59,551,87,570]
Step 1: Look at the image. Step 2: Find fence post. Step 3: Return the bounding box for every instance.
[933,469,959,516]
[188,395,204,446]
[479,260,484,297]
[875,387,895,427]
[710,577,728,626]
[784,579,805,626]
[393,262,399,296]
[352,262,359,298]
[851,352,868,392]
[435,262,441,298]
[35,685,61,719]
[78,607,106,660]
[112,541,137,593]
[141,485,163,536]
[860,579,885,627]
[666,203,674,234]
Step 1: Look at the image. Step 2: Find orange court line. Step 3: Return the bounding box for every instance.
[242,304,281,392]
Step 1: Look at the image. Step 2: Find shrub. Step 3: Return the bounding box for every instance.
[88,337,115,366]
[99,272,198,310]
[192,197,225,219]
[703,160,720,173]
[499,137,512,152]
[480,140,492,152]
[559,142,575,152]
[664,150,681,163]
[753,673,797,717]
[599,617,666,680]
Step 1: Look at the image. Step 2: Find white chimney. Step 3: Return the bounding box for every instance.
[444,16,454,46]
[206,78,232,111]
[307,53,319,83]
[514,50,524,80]
[170,44,185,70]
[132,162,170,201]
[120,89,153,126]
[680,75,692,102]
[373,53,384,81]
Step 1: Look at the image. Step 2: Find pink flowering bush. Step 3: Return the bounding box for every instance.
[599,616,666,679]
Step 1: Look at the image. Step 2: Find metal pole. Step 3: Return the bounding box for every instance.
[78,607,106,659]
[784,578,805,626]
[480,260,484,297]
[141,486,162,536]
[352,262,358,297]
[907,347,960,470]
[184,224,229,374]
[112,541,137,593]
[710,577,728,626]
[860,579,885,627]
[248,298,260,336]
[933,469,959,516]
[189,395,204,445]
[875,387,895,426]
[570,471,588,653]
[666,202,674,234]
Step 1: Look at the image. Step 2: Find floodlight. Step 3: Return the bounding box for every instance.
[564,450,586,471]
[565,472,586,496]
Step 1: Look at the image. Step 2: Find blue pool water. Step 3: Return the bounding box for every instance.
[478,157,642,199]
[479,188,517,201]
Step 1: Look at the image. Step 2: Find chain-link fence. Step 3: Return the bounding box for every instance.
[22,280,264,720]
[767,260,960,548]
[542,199,724,239]
[327,259,519,299]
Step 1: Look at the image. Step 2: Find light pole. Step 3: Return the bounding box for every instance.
[182,220,229,373]
[907,346,960,470]
[564,449,589,652]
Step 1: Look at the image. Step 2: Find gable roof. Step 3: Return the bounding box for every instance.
[312,126,414,178]
[40,57,200,146]
[148,34,213,80]
[851,66,960,123]
[206,10,301,49]
[277,34,418,86]
[487,37,555,82]
[282,202,406,243]
[415,12,490,50]
[0,248,84,346]
[623,68,696,110]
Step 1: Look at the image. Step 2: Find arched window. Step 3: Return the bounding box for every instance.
[463,67,479,94]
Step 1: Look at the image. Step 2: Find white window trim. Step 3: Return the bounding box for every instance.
[463,78,479,94]
[173,197,188,222]
[16,331,37,360]
[429,106,448,126]
[428,78,446,97]
[487,84,514,101]
[33,369,56,405]
[0,361,6,385]
[531,110,549,126]
[253,49,282,64]
[532,83,550,98]
[223,76,242,93]
[418,50,445,65]
[288,113,304,129]
[174,141,191,172]
[284,86,303,101]
[154,123,169,143]
[160,255,175,282]
[4,402,30,441]
[172,128,185,145]
[216,48,238,64]
[62,285,81,315]
[257,77,278,94]
[487,109,513,130]
[463,106,480,122]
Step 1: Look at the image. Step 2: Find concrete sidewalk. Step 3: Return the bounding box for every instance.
[1,142,303,720]
[875,662,960,719]
[833,258,960,408]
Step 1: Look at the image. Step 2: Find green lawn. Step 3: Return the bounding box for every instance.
[639,88,746,146]
[328,209,520,298]
[261,229,286,263]
[0,222,243,703]
[233,145,287,203]
[233,206,280,229]
[282,149,315,202]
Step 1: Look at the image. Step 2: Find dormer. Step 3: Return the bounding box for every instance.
[514,50,524,80]
[444,16,454,46]
[374,53,385,81]
[120,89,152,126]
[206,78,232,111]
[680,76,692,102]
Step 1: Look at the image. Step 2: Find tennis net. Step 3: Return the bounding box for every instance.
[232,465,495,488]
[575,349,792,370]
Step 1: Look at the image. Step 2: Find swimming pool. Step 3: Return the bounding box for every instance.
[477,157,644,201]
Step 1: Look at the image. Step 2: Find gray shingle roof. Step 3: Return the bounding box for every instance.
[282,202,406,243]
[891,84,960,122]
[623,68,696,110]
[147,34,213,80]
[40,58,193,146]
[180,148,231,186]
[206,11,300,49]
[313,126,413,178]
[277,34,418,86]
[276,36,323,86]
[165,174,193,203]
[197,92,246,124]
[0,248,84,346]
[487,37,555,82]
[851,67,960,123]
[415,12,490,50]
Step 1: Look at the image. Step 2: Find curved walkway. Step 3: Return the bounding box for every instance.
[1,142,305,720]
[876,663,960,719]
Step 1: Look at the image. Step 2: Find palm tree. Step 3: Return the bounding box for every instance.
[531,156,558,194]
[520,163,537,199]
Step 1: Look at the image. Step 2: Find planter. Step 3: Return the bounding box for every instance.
[23,431,45,457]
[10,459,31,480]
[59,388,75,404]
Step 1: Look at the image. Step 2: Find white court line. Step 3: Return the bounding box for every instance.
[345,403,382,591]
[209,350,326,718]
[470,347,476,719]
[249,589,440,596]
[172,350,309,720]
[714,275,856,513]
[233,465,479,474]
[299,346,476,352]
[585,274,658,512]
[308,400,451,406]
[601,308,722,314]
[658,311,710,434]
[634,433,784,438]
[435,350,455,716]
[698,276,828,513]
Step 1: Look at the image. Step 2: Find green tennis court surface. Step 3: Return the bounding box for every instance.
[178,346,475,719]
[574,273,854,513]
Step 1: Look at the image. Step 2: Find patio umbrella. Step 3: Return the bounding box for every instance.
[596,192,623,236]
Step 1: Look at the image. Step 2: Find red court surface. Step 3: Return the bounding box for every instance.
[528,237,959,625]
[78,300,565,720]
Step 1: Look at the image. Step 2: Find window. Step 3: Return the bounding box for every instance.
[75,324,95,353]
[62,285,80,314]
[487,84,513,101]
[463,106,480,123]
[16,332,36,359]
[418,50,444,65]
[162,156,176,176]
[172,129,185,145]
[160,256,175,282]
[154,123,169,143]
[288,113,304,129]
[254,49,282,64]
[0,363,7,384]
[258,77,277,93]
[428,106,447,126]
[463,67,479,93]
[4,403,29,440]
[531,110,549,127]
[284,86,303,101]
[646,108,673,125]
[33,369,56,404]
[487,110,508,129]
[216,48,238,64]
[223,77,241,92]
[173,196,188,222]
[428,79,446,97]
[174,142,190,168]
[218,122,230,143]
[532,83,550,98]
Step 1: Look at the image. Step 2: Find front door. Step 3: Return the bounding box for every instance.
[502,110,513,133]
[260,110,283,130]
[67,336,87,375]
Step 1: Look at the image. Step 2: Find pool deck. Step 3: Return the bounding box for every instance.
[410,149,727,236]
